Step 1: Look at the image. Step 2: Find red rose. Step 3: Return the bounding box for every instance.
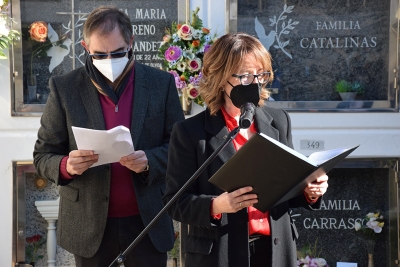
[32,234,42,243]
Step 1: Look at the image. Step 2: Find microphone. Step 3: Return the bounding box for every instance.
[239,102,256,129]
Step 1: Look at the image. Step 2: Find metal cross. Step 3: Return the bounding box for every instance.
[56,0,88,69]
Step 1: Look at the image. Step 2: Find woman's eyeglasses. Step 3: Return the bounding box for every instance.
[89,49,129,60]
[232,72,270,85]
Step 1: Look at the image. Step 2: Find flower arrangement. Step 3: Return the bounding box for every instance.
[169,231,180,259]
[354,211,384,253]
[28,20,71,81]
[158,7,216,108]
[0,0,20,59]
[297,239,329,267]
[25,234,46,263]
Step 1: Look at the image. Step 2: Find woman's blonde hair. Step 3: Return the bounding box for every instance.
[199,33,274,115]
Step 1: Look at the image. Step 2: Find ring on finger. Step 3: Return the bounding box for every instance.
[239,202,242,207]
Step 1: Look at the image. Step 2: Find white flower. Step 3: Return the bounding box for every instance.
[366,213,375,219]
[176,61,186,72]
[354,221,361,231]
[374,226,382,233]
[204,35,212,42]
[367,220,378,230]
[172,33,180,43]
[168,60,178,67]
[0,17,9,37]
[192,29,202,39]
[314,258,327,267]
[183,49,195,60]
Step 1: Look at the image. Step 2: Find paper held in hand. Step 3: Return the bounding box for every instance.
[71,125,135,167]
[208,133,359,212]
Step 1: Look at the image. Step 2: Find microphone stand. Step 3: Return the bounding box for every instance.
[109,126,241,267]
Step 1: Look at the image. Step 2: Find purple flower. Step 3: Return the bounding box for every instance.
[165,46,182,62]
[175,78,187,89]
[203,43,211,53]
[189,72,202,86]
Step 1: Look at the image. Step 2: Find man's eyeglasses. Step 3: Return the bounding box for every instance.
[89,49,129,60]
[232,72,270,85]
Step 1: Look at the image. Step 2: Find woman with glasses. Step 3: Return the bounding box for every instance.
[163,33,328,267]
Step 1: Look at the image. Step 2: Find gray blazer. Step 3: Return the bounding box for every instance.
[163,106,322,267]
[33,62,185,257]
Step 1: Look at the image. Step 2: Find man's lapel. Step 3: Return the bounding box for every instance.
[130,63,150,148]
[79,76,106,130]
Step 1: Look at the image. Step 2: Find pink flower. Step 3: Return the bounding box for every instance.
[164,46,182,62]
[187,58,202,72]
[29,21,48,42]
[177,24,193,40]
[186,84,200,99]
[162,34,171,43]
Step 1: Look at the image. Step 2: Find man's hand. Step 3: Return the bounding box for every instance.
[66,150,99,175]
[120,150,148,173]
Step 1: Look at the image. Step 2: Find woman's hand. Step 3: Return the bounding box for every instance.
[304,174,329,199]
[212,186,258,214]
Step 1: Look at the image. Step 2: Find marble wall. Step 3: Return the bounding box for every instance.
[293,168,390,266]
[18,0,177,104]
[237,0,390,101]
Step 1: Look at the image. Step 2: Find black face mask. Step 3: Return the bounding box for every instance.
[227,82,261,108]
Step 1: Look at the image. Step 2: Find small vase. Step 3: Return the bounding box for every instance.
[339,92,357,101]
[181,96,192,115]
[27,74,37,102]
[368,253,374,267]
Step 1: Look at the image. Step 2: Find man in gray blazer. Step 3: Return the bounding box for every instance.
[33,6,184,267]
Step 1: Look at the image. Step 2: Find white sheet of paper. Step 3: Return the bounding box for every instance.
[72,125,135,167]
[337,263,357,267]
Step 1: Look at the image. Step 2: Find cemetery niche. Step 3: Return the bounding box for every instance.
[11,0,178,114]
[234,0,398,111]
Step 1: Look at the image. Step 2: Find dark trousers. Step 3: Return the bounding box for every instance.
[74,215,167,267]
[249,235,272,267]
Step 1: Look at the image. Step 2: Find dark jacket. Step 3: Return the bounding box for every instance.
[163,106,321,267]
[33,62,185,257]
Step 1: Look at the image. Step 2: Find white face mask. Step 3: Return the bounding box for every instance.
[93,57,129,82]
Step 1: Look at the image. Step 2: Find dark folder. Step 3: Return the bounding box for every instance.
[208,133,359,212]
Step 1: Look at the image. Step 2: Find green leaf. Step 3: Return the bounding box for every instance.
[0,50,7,59]
[190,7,203,29]
[37,50,47,57]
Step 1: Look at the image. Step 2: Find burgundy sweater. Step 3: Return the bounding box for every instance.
[59,69,139,217]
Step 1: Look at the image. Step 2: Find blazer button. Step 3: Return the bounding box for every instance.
[274,238,280,245]
[102,196,108,202]
[105,166,110,171]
